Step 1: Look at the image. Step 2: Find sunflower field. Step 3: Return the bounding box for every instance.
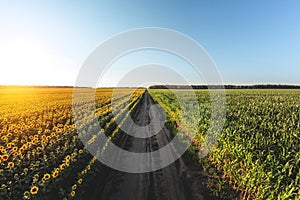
[0,87,144,199]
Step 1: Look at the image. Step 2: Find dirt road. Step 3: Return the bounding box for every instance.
[88,91,216,200]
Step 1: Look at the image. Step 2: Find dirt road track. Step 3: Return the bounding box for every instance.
[88,91,216,200]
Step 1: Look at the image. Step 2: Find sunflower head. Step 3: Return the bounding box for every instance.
[91,157,97,164]
[70,191,75,197]
[72,184,77,190]
[30,186,39,195]
[60,164,65,171]
[52,171,59,179]
[7,162,14,168]
[2,154,8,161]
[32,139,38,144]
[71,152,77,158]
[25,143,30,148]
[43,173,51,181]
[66,155,71,161]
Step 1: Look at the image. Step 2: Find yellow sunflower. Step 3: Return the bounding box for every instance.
[72,184,77,190]
[7,162,14,168]
[6,143,12,149]
[71,152,77,158]
[60,163,66,171]
[30,186,39,195]
[70,191,75,197]
[52,171,59,179]
[2,154,8,161]
[43,173,51,181]
[66,155,71,161]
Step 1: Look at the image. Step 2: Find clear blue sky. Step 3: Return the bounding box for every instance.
[0,0,299,86]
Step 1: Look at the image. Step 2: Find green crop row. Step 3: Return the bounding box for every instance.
[149,89,300,199]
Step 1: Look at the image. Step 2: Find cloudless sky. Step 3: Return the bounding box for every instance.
[0,0,299,86]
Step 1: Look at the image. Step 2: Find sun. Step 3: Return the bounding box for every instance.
[0,37,53,85]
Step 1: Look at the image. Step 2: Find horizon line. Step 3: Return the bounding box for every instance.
[1,83,300,88]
